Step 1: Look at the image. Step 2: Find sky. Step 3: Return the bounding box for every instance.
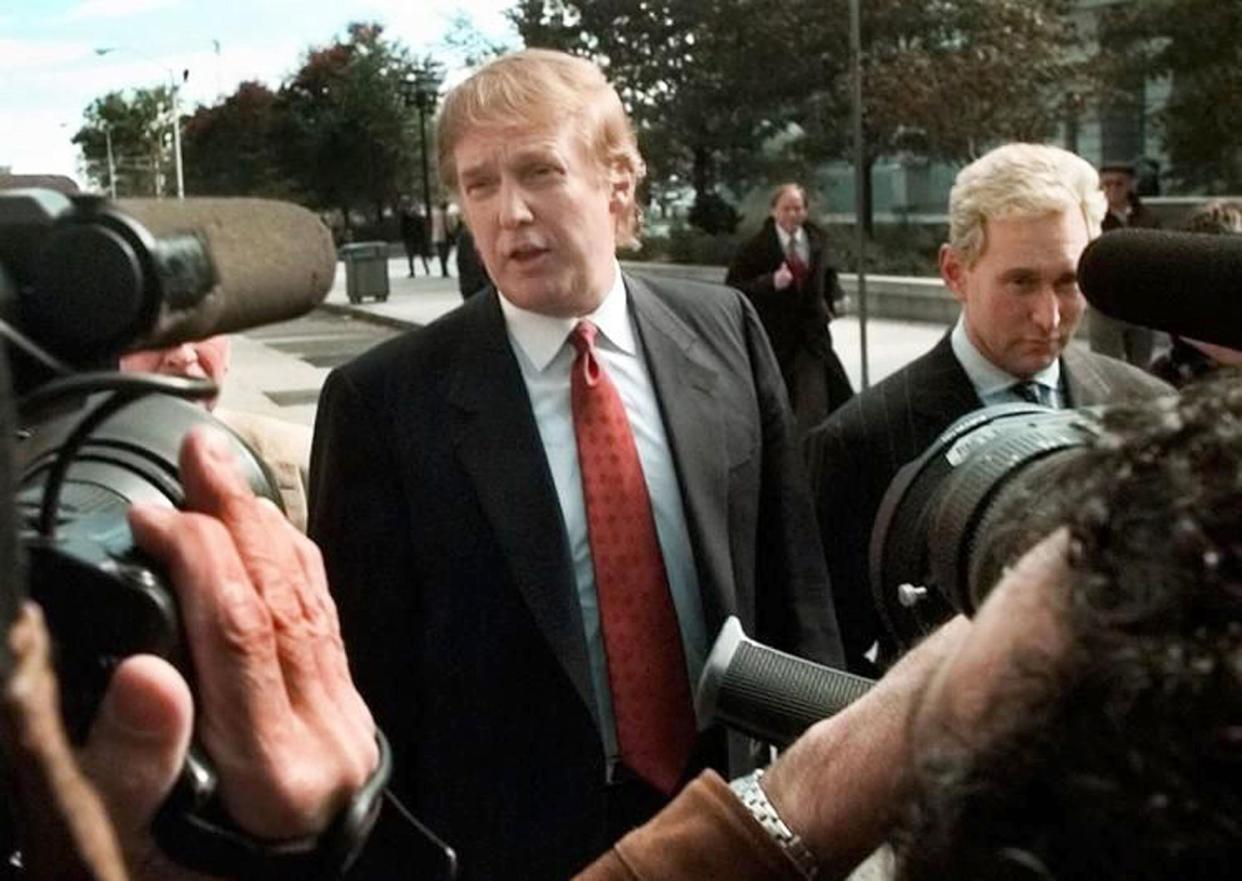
[1,0,519,186]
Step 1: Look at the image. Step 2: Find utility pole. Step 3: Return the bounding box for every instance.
[95,47,186,199]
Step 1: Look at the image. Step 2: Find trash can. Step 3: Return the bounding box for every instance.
[339,241,391,303]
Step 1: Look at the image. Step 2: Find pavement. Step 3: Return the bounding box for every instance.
[221,256,949,428]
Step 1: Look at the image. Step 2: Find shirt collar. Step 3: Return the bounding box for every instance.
[776,224,802,251]
[498,260,633,372]
[949,316,1061,398]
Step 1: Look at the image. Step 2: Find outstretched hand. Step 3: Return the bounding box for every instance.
[81,426,377,878]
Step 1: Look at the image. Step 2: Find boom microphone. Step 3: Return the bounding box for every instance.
[118,197,336,348]
[1078,228,1242,349]
[0,190,336,365]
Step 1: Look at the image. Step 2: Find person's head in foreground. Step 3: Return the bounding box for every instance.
[940,143,1106,380]
[895,370,1242,879]
[437,48,645,318]
[118,336,231,411]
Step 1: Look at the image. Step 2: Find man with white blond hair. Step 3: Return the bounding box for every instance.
[310,48,842,879]
[805,142,1170,676]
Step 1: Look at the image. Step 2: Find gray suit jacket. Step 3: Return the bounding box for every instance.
[309,272,842,879]
[805,334,1172,674]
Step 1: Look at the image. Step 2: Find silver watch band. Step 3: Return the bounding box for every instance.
[729,769,819,879]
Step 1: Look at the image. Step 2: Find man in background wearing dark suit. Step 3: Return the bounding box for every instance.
[726,183,853,433]
[806,143,1171,676]
[310,49,841,880]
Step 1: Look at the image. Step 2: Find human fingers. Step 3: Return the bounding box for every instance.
[80,655,192,865]
[283,515,376,744]
[177,429,330,711]
[127,501,307,839]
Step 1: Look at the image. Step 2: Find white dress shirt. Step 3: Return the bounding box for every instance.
[950,318,1064,408]
[498,263,706,764]
[775,224,809,265]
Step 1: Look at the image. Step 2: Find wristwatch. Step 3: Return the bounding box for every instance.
[729,768,820,880]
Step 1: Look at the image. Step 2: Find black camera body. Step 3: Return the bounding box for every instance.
[0,188,390,878]
[17,393,278,740]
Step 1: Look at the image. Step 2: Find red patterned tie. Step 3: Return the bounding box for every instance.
[569,320,696,795]
[786,239,809,289]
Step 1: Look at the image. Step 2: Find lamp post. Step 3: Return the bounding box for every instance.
[104,125,117,199]
[403,71,438,235]
[94,46,186,199]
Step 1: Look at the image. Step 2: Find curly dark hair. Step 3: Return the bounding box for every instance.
[894,372,1242,880]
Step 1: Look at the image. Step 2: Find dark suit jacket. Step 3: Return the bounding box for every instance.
[725,218,843,372]
[804,335,1173,674]
[309,272,842,880]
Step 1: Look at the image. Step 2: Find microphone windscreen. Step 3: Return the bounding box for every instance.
[117,198,337,348]
[1079,228,1242,349]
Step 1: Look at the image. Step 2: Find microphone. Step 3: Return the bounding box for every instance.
[1078,228,1242,350]
[696,617,873,747]
[117,197,336,349]
[2,190,336,364]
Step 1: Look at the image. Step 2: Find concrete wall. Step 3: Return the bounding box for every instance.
[620,261,960,326]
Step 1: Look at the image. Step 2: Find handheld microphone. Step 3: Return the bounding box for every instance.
[1078,228,1242,350]
[696,617,873,747]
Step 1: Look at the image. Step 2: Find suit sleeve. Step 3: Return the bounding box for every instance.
[742,297,845,666]
[309,368,420,801]
[726,236,781,303]
[574,772,801,881]
[804,414,885,676]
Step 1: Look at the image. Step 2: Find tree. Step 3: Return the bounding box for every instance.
[507,0,1082,234]
[72,86,178,197]
[271,22,430,229]
[181,81,293,197]
[508,0,808,232]
[789,0,1081,233]
[1096,0,1242,192]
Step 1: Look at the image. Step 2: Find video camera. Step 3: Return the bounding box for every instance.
[0,188,390,878]
[870,226,1242,648]
[697,225,1242,743]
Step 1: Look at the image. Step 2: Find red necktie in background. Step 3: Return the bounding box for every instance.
[786,237,809,289]
[569,320,696,795]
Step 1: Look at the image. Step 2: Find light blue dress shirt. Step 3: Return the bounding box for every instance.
[949,318,1065,408]
[498,263,706,765]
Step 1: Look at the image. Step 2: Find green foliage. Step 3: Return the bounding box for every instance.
[272,23,442,223]
[687,191,740,235]
[1097,0,1242,192]
[72,86,177,196]
[508,0,810,229]
[507,0,1083,234]
[181,81,292,197]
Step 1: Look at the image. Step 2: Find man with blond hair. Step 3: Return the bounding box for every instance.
[310,49,842,878]
[805,142,1169,676]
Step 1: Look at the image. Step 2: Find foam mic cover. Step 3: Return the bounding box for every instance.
[695,617,873,747]
[117,197,337,349]
[1079,228,1242,350]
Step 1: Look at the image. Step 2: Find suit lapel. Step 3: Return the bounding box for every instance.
[443,291,597,724]
[1061,346,1111,407]
[908,334,983,441]
[625,274,733,630]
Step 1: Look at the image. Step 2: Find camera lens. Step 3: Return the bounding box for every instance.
[870,403,1102,649]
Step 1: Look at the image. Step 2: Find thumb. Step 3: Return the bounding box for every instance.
[80,655,193,839]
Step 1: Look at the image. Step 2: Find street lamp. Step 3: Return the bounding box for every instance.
[402,70,438,235]
[94,46,187,199]
[103,124,117,199]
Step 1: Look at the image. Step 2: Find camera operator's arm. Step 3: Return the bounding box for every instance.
[576,616,969,881]
[80,427,378,877]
